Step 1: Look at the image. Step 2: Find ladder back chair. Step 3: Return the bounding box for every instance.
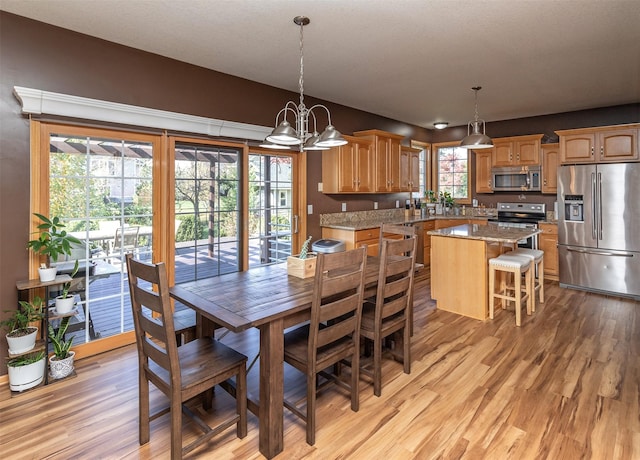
[361,235,417,396]
[125,254,247,459]
[283,247,367,445]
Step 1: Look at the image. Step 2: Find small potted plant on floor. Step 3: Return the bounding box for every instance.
[27,213,82,282]
[48,316,75,380]
[1,297,45,355]
[7,350,46,392]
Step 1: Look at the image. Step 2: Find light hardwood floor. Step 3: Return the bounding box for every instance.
[1,270,638,459]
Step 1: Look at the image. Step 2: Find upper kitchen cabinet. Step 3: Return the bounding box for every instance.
[400,145,421,192]
[557,124,639,164]
[353,130,404,192]
[492,134,543,167]
[322,135,374,193]
[475,150,493,194]
[541,143,559,194]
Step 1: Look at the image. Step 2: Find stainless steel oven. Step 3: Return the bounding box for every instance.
[488,202,546,249]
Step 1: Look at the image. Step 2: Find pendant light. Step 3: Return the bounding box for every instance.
[459,86,493,149]
[265,16,347,151]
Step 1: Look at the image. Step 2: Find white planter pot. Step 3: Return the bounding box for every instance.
[8,355,46,392]
[49,350,75,380]
[38,266,58,282]
[6,327,38,355]
[55,295,76,314]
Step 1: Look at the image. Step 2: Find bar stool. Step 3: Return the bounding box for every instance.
[508,248,544,309]
[489,254,533,326]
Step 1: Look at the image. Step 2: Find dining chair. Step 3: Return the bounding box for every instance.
[377,222,418,335]
[360,235,417,396]
[125,254,247,459]
[283,247,367,445]
[109,226,139,262]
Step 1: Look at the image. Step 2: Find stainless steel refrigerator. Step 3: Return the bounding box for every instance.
[557,163,640,299]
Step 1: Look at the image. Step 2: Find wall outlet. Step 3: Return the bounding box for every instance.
[317,182,323,192]
[395,200,400,208]
[307,204,313,215]
[374,201,378,210]
[342,203,347,212]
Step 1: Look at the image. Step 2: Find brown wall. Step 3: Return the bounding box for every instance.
[1,12,639,374]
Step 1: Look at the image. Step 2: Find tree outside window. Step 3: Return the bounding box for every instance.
[434,143,470,203]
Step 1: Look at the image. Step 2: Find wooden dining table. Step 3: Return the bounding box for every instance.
[169,256,400,459]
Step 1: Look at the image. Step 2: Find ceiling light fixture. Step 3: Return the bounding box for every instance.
[459,86,493,149]
[433,122,448,130]
[265,16,347,151]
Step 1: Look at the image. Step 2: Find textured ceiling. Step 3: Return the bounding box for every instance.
[2,0,639,128]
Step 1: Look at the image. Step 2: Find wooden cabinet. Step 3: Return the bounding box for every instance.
[557,124,639,164]
[422,220,435,266]
[400,145,421,192]
[353,130,404,193]
[475,150,493,193]
[321,135,374,193]
[492,134,543,167]
[322,227,380,257]
[541,143,559,194]
[538,223,558,281]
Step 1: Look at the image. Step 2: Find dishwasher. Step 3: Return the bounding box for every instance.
[404,222,424,264]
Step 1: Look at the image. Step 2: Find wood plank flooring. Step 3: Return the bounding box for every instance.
[1,269,638,459]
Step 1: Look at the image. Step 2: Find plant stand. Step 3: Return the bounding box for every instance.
[11,275,77,395]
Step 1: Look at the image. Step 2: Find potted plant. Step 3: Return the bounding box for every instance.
[27,213,82,282]
[48,316,75,380]
[7,350,46,392]
[54,259,79,314]
[1,297,44,355]
[425,190,438,216]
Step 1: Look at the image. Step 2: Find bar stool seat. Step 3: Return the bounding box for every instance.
[508,248,544,308]
[489,254,533,326]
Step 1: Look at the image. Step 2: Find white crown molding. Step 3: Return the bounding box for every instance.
[13,86,271,141]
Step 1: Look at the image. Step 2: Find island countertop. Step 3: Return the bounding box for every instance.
[427,223,541,244]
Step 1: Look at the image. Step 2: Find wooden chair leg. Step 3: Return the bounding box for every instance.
[139,376,150,445]
[515,269,522,327]
[307,372,316,445]
[351,351,360,412]
[171,398,182,460]
[489,265,496,319]
[237,366,247,438]
[539,258,545,304]
[403,323,410,375]
[373,334,383,397]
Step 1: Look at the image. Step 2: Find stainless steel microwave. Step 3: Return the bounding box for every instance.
[491,166,541,191]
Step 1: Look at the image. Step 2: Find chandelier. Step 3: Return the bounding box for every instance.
[459,86,493,149]
[264,16,348,151]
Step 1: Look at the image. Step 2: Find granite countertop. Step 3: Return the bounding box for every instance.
[320,209,496,231]
[427,223,541,244]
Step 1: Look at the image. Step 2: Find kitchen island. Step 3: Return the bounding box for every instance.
[428,223,541,320]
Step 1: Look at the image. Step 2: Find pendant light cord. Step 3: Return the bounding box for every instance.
[298,21,305,109]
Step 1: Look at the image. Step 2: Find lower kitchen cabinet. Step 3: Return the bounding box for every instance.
[423,220,435,266]
[539,223,559,281]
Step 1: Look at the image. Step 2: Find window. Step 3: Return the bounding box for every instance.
[433,141,471,203]
[37,123,159,348]
[174,141,242,282]
[411,140,432,196]
[247,151,296,267]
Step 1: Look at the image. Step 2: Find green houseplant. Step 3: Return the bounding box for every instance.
[1,297,45,355]
[54,259,80,314]
[7,350,46,392]
[48,316,75,379]
[27,213,82,282]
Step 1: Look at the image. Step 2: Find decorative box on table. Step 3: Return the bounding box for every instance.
[286,254,317,278]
